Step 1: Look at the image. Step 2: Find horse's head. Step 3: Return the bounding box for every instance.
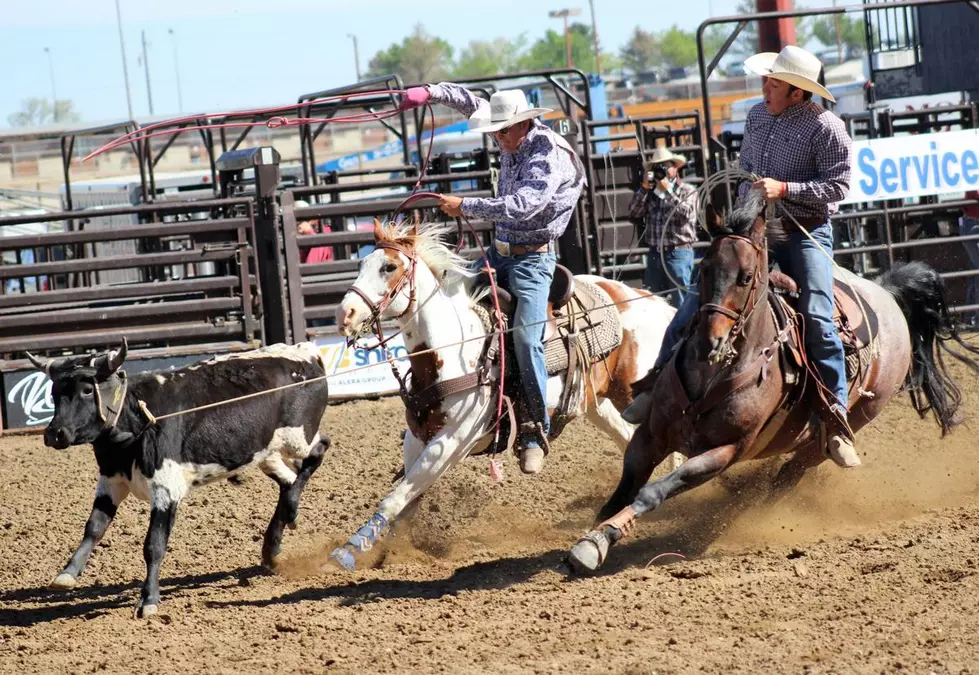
[698,190,775,363]
[337,218,472,339]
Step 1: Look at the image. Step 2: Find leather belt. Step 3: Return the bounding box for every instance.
[494,239,554,257]
[781,215,829,231]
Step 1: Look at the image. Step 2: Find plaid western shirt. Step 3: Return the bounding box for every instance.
[426,82,586,245]
[738,101,853,220]
[628,180,699,248]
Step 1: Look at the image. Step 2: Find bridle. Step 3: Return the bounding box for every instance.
[699,232,768,362]
[346,238,420,348]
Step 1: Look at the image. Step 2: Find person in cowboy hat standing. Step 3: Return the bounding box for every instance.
[642,45,859,469]
[627,146,698,306]
[399,83,586,475]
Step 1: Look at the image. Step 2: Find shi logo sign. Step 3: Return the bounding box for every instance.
[6,372,54,427]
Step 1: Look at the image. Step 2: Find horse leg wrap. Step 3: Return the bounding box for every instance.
[598,505,637,536]
[347,512,389,553]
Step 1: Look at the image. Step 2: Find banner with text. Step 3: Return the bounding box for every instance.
[843,128,979,204]
[314,335,410,399]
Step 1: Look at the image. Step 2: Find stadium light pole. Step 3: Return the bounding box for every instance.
[168,28,184,113]
[114,0,135,120]
[548,8,582,70]
[348,34,362,81]
[587,0,601,75]
[43,47,58,123]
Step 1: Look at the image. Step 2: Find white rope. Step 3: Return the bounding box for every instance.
[143,287,658,423]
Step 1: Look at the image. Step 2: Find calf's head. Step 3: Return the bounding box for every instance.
[25,339,130,449]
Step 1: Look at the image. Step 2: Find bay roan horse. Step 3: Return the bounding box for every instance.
[329,220,678,570]
[568,191,979,574]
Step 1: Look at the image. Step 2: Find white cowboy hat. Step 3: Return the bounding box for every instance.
[744,44,835,103]
[643,146,687,170]
[468,89,553,133]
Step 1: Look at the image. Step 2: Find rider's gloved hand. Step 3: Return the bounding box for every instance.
[398,87,431,111]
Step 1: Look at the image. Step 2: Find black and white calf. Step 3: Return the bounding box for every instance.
[25,339,331,618]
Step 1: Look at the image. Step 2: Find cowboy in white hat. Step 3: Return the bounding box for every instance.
[649,44,859,469]
[627,145,698,306]
[399,83,586,475]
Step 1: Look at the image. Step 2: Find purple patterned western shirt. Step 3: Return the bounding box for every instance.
[426,82,586,245]
[738,100,853,220]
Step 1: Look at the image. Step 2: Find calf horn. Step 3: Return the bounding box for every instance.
[24,352,51,375]
[106,337,129,373]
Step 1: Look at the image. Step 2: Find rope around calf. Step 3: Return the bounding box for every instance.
[140,286,659,423]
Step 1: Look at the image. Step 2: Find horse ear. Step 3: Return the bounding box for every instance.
[410,211,419,237]
[373,217,384,243]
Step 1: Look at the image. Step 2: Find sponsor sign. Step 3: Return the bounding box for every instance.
[314,335,410,398]
[843,129,979,204]
[1,353,216,431]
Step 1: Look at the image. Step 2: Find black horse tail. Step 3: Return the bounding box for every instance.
[876,261,979,436]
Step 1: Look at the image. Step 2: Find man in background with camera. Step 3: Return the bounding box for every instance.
[628,147,698,306]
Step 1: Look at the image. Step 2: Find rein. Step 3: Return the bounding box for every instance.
[699,233,766,365]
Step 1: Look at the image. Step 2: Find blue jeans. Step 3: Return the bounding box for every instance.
[481,247,557,445]
[961,218,979,323]
[654,223,849,411]
[645,245,694,307]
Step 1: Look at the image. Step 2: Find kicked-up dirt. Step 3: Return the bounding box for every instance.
[1,360,979,674]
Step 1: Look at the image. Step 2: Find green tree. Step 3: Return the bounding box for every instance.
[365,24,454,84]
[519,22,600,72]
[620,27,660,74]
[811,14,866,59]
[454,36,528,78]
[659,26,699,69]
[7,98,81,127]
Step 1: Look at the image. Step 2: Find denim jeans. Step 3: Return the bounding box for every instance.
[645,246,695,307]
[654,222,849,411]
[481,247,557,445]
[960,217,979,324]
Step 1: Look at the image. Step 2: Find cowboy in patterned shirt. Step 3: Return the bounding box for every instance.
[628,146,699,306]
[399,83,586,475]
[647,45,859,469]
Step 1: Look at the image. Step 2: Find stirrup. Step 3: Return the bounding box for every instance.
[518,421,551,456]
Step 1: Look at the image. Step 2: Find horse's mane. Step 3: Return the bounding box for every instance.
[374,220,476,282]
[718,189,789,246]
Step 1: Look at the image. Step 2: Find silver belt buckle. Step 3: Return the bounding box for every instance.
[494,239,510,257]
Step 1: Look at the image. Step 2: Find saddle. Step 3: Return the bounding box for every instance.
[472,264,624,447]
[769,269,881,410]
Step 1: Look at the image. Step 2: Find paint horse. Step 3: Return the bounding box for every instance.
[568,191,979,573]
[330,220,678,569]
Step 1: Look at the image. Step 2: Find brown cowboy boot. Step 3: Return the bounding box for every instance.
[518,421,550,475]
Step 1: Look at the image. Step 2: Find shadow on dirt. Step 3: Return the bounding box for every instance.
[208,466,780,610]
[0,566,266,626]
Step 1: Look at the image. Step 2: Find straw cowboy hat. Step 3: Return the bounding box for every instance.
[743,44,835,103]
[643,146,687,171]
[468,89,553,133]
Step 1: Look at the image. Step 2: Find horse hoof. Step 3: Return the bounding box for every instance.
[567,530,609,575]
[49,573,77,590]
[135,603,157,619]
[329,547,356,571]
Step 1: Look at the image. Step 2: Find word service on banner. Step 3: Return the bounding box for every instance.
[844,129,979,204]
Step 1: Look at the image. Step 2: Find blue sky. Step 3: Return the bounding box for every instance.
[0,0,837,128]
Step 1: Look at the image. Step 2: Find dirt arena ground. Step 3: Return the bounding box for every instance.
[2,359,979,674]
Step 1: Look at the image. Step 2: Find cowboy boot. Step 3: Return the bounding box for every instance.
[518,422,550,475]
[826,404,860,468]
